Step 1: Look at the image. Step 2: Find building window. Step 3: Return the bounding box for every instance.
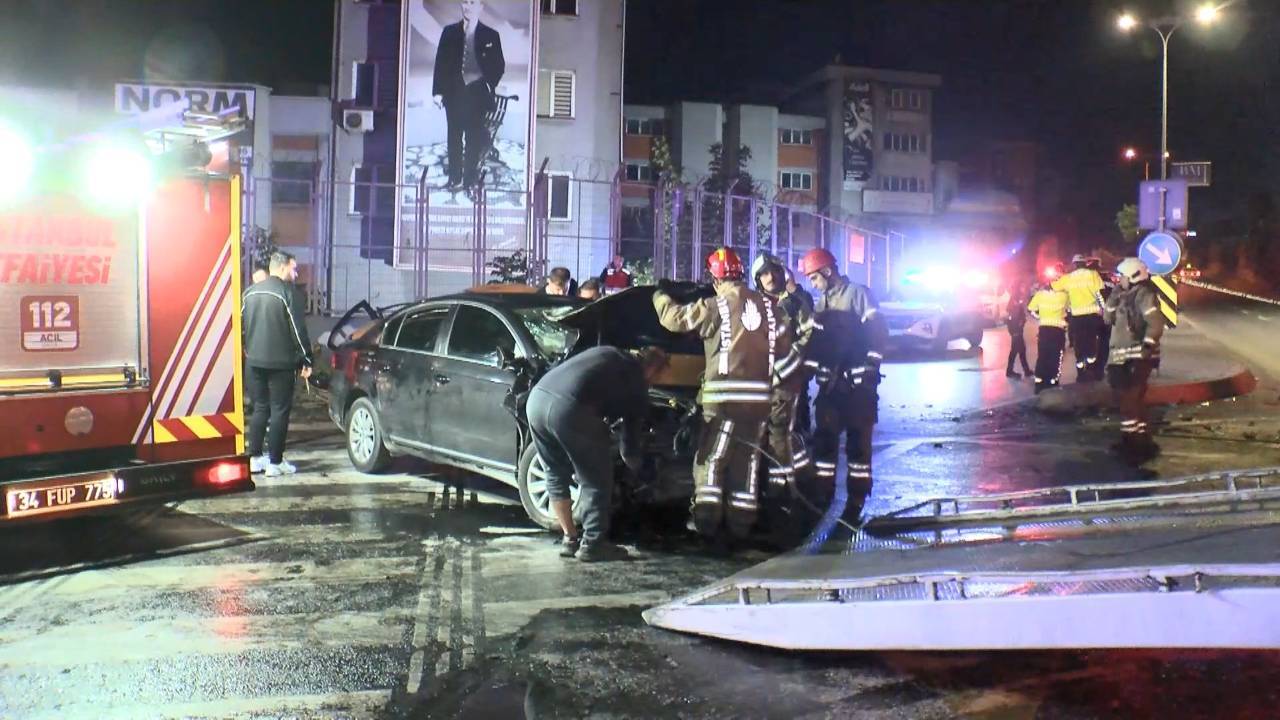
[350,61,376,107]
[541,0,578,15]
[349,165,369,215]
[538,70,575,119]
[547,172,572,220]
[625,163,654,183]
[272,161,315,205]
[882,133,928,153]
[625,118,667,136]
[779,171,813,191]
[780,128,812,145]
[879,175,928,193]
[890,89,924,111]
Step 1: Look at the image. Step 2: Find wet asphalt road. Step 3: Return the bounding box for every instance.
[3,312,1280,719]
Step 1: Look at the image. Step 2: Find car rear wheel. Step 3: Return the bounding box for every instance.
[517,442,581,531]
[346,397,391,473]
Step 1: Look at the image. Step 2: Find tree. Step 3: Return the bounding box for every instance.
[1114,204,1138,248]
[702,143,767,252]
[245,226,279,271]
[486,251,530,285]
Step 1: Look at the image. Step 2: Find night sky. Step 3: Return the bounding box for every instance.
[3,0,1276,241]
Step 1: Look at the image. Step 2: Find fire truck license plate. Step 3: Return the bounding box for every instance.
[5,476,119,519]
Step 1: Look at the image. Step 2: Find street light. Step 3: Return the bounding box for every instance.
[1115,3,1227,180]
[1121,146,1150,180]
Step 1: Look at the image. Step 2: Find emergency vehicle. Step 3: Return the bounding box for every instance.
[0,100,254,523]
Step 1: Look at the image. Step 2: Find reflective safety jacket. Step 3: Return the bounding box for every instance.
[768,289,816,392]
[1052,268,1105,317]
[1027,288,1069,329]
[654,281,785,406]
[804,276,888,390]
[1105,281,1165,364]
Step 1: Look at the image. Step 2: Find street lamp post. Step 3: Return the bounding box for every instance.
[1117,4,1222,180]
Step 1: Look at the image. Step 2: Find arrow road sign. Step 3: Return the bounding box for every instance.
[1138,231,1183,276]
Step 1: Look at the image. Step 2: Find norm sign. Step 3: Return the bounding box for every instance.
[115,83,256,120]
[1138,231,1183,276]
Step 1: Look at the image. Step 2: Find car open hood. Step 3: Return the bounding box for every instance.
[557,284,710,390]
[557,284,710,354]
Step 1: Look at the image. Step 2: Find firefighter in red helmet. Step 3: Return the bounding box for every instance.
[798,247,887,524]
[654,247,788,544]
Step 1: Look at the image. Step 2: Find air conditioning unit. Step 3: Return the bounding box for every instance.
[342,109,374,133]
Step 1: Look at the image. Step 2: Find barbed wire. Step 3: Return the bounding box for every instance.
[1180,278,1280,308]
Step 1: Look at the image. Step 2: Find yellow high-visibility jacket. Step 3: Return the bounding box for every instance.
[1052,268,1105,316]
[1027,288,1069,329]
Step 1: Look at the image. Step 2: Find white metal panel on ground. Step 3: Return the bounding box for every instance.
[645,468,1280,650]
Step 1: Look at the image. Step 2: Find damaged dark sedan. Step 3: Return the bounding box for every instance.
[326,285,709,528]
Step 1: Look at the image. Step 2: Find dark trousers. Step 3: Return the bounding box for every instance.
[1108,359,1155,449]
[692,404,769,540]
[1006,329,1032,375]
[444,81,494,187]
[526,388,613,545]
[247,366,296,464]
[1067,314,1104,381]
[811,384,876,523]
[1034,326,1066,393]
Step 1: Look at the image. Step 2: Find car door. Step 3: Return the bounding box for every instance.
[377,305,450,448]
[430,304,523,474]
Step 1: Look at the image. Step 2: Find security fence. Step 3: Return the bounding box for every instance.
[243,170,906,316]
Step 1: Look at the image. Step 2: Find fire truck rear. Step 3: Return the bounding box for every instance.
[0,104,253,523]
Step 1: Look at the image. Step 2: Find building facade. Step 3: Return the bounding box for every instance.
[325,0,625,311]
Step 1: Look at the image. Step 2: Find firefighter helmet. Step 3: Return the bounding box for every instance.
[750,252,783,280]
[1071,253,1087,265]
[799,247,837,277]
[706,247,745,280]
[1116,257,1150,284]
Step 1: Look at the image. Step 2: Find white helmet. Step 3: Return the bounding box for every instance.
[1071,253,1087,265]
[1116,257,1150,284]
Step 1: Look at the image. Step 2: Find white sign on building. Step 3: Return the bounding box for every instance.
[114,83,256,119]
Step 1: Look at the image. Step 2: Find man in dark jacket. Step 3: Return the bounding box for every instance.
[526,346,668,562]
[243,251,313,476]
[798,247,887,525]
[432,0,505,189]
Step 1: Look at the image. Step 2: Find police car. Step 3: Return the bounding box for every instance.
[880,266,1002,352]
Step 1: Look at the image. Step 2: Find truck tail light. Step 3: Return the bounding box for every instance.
[201,459,249,488]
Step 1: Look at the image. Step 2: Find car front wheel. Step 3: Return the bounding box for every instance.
[517,442,581,531]
[346,397,391,473]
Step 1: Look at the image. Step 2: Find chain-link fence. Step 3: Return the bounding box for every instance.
[244,171,907,316]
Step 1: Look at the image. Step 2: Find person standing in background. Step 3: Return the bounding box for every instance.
[1027,281,1069,394]
[1004,278,1034,379]
[243,251,313,476]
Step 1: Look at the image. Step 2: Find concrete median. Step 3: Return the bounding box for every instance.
[1035,319,1257,415]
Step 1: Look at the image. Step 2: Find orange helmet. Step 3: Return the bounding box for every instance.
[799,247,837,276]
[706,247,745,280]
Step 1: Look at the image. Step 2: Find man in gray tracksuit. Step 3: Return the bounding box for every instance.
[526,346,668,562]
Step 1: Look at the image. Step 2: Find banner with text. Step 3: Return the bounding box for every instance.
[842,80,874,187]
[397,0,536,279]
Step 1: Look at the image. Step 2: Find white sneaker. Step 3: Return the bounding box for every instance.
[249,455,268,474]
[265,460,297,477]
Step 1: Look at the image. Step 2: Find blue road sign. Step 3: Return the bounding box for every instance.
[1138,179,1189,230]
[1138,231,1183,276]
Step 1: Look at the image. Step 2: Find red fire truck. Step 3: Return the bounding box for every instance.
[0,101,254,523]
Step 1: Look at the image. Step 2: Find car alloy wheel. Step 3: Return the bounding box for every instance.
[524,451,580,522]
[348,405,377,464]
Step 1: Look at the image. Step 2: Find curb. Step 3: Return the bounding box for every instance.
[1035,366,1257,414]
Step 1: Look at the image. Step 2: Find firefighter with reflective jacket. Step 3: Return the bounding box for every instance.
[654,248,786,541]
[1053,254,1107,381]
[751,253,814,536]
[797,247,887,524]
[1104,258,1165,461]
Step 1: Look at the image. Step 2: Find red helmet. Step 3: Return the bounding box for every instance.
[706,247,745,280]
[799,247,837,276]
